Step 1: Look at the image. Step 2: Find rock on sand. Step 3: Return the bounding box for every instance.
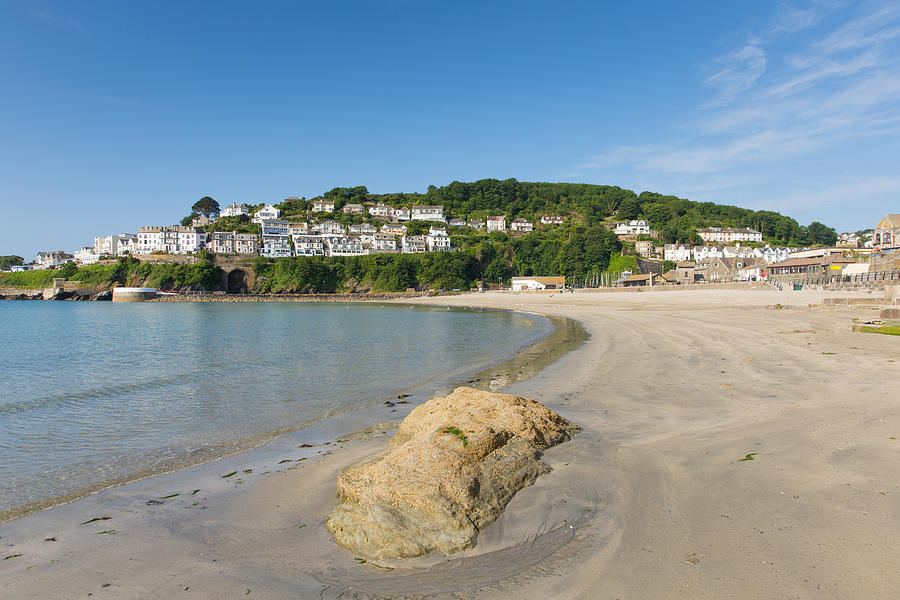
[326,386,579,560]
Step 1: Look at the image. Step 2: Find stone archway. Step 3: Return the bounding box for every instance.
[226,269,249,294]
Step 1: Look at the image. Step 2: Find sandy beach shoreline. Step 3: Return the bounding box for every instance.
[2,286,899,599]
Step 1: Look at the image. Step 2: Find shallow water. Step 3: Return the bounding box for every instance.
[0,301,549,513]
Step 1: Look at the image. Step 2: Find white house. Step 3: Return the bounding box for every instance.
[221,203,251,218]
[447,218,467,227]
[381,223,406,235]
[94,233,137,257]
[137,226,207,254]
[343,203,365,215]
[368,204,394,219]
[468,219,485,230]
[487,216,507,231]
[510,218,533,232]
[692,245,724,261]
[696,227,763,244]
[663,243,693,262]
[74,246,99,264]
[289,223,309,235]
[511,276,566,291]
[426,229,452,252]
[292,233,326,256]
[411,205,444,222]
[393,207,411,222]
[540,215,565,225]
[260,219,291,258]
[371,233,399,252]
[325,236,365,256]
[251,204,280,224]
[312,199,335,213]
[317,221,346,235]
[116,235,137,256]
[615,220,653,236]
[349,223,377,235]
[402,235,427,253]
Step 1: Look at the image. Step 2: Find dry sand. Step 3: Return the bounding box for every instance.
[2,286,899,599]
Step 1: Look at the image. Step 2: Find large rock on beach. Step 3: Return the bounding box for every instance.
[326,386,579,560]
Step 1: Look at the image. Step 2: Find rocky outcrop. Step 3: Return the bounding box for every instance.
[326,387,579,560]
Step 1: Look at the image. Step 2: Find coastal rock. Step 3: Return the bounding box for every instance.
[326,386,579,560]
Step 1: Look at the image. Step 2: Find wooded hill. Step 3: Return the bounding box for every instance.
[280,179,836,247]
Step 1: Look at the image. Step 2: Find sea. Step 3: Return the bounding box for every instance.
[0,301,551,515]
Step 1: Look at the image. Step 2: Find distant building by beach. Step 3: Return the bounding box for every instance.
[137,226,207,255]
[510,218,533,232]
[873,214,899,250]
[252,204,280,223]
[325,236,365,257]
[614,220,653,236]
[402,235,427,253]
[510,276,565,291]
[487,216,507,231]
[221,203,250,218]
[292,233,325,256]
[541,215,565,225]
[312,199,335,213]
[426,228,451,252]
[411,205,444,222]
[635,240,658,258]
[260,219,291,258]
[208,231,260,255]
[696,227,762,244]
[94,233,137,257]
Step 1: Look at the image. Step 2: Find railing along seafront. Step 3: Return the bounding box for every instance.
[772,270,900,289]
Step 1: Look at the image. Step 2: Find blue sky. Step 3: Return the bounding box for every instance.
[2,1,899,259]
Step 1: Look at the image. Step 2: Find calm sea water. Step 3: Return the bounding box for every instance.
[0,301,549,513]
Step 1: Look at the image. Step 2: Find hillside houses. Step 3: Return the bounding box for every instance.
[251,204,280,223]
[137,226,207,255]
[411,205,444,222]
[221,203,250,218]
[487,216,506,231]
[615,220,653,236]
[511,218,533,232]
[312,199,335,213]
[696,227,762,244]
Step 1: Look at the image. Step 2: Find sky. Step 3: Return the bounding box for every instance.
[2,0,899,259]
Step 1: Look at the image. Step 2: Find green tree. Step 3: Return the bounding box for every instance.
[0,255,24,270]
[807,221,837,246]
[192,196,220,218]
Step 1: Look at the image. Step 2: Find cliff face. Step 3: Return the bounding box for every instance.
[326,387,579,560]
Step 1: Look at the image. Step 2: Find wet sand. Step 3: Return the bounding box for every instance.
[2,287,899,599]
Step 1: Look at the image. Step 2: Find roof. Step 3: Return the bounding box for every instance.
[624,273,653,281]
[511,276,566,285]
[676,261,696,268]
[876,214,900,229]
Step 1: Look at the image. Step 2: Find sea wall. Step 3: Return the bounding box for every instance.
[150,291,433,303]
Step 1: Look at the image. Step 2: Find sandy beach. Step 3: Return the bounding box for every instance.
[2,286,899,599]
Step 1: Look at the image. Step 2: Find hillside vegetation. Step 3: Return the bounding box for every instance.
[278,179,835,246]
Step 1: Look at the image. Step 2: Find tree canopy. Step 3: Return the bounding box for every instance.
[192,196,220,218]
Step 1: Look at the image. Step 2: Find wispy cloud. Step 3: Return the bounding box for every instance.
[28,9,85,32]
[580,0,900,217]
[704,44,767,103]
[763,176,900,212]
